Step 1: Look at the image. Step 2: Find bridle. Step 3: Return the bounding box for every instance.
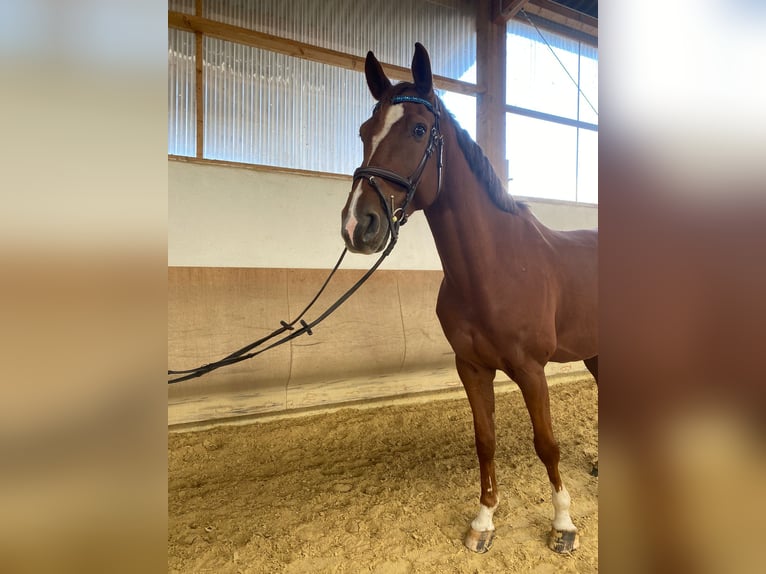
[352,94,444,242]
[168,95,445,385]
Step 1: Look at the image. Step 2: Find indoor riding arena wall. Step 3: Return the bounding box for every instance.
[168,159,598,427]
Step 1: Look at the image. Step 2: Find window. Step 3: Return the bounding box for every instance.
[441,62,477,141]
[506,19,598,204]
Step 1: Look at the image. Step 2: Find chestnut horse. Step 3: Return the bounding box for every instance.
[341,44,598,554]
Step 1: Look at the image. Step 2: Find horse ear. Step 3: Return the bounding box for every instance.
[365,51,391,101]
[411,43,433,96]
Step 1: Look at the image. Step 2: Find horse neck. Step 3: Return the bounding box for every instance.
[423,119,532,292]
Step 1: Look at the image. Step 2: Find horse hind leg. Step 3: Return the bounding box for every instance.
[514,362,580,553]
[584,355,598,384]
[583,355,599,476]
[456,356,498,553]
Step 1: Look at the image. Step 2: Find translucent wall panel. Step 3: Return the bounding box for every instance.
[204,0,476,81]
[577,128,598,203]
[506,114,577,201]
[204,38,372,174]
[168,0,195,14]
[506,20,580,120]
[168,29,196,157]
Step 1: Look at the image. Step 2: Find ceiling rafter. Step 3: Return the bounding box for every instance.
[494,0,531,24]
[495,0,597,40]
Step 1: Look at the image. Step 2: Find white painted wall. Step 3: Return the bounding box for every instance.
[168,160,597,269]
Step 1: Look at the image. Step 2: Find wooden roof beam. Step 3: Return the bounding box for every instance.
[495,1,598,40]
[168,11,483,96]
[522,1,598,37]
[494,0,531,24]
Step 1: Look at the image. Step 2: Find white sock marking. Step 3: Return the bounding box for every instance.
[551,484,576,532]
[471,502,499,532]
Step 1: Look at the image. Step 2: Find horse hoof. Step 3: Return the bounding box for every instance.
[547,529,579,554]
[464,528,495,553]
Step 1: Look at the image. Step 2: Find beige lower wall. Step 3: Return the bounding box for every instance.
[169,267,448,425]
[168,160,596,426]
[168,267,587,427]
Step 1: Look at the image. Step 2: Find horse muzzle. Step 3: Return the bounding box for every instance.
[342,208,389,254]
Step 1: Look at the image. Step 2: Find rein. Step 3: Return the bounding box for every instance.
[168,95,444,385]
[168,244,393,384]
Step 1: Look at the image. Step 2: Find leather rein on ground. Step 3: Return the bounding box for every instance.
[168,96,443,384]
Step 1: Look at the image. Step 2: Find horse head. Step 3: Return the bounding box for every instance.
[341,43,443,254]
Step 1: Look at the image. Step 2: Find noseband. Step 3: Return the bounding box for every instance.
[352,95,444,239]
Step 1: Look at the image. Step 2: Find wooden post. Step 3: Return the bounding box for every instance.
[476,0,508,183]
[195,0,204,159]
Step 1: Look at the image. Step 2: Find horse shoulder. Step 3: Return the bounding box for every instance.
[435,277,556,369]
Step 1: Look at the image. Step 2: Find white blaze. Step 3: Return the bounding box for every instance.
[343,105,405,247]
[344,179,364,245]
[369,104,404,159]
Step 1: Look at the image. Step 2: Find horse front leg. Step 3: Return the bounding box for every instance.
[456,356,498,553]
[514,362,580,553]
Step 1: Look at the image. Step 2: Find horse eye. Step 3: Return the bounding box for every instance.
[413,124,427,137]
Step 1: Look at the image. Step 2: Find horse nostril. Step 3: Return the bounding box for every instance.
[364,212,380,238]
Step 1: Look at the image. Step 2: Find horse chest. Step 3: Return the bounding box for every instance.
[436,296,522,370]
